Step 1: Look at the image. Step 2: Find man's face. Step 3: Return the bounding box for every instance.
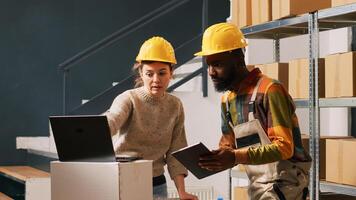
[206,53,238,92]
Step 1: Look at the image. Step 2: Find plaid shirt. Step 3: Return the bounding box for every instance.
[220,68,310,164]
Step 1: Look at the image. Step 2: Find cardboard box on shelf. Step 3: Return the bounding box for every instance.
[257,62,288,90]
[326,138,356,186]
[273,0,331,20]
[301,135,351,180]
[238,164,246,172]
[233,187,248,200]
[320,192,356,200]
[332,0,356,7]
[251,0,272,25]
[231,0,252,28]
[325,52,356,98]
[246,65,255,72]
[288,58,325,99]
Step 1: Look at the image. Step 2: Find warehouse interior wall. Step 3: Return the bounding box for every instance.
[0,0,179,165]
[0,0,229,166]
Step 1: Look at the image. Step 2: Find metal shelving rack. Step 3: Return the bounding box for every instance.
[229,3,356,200]
[294,98,356,108]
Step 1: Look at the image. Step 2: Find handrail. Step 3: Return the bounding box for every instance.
[61,0,209,114]
[101,33,203,91]
[58,0,191,71]
[167,66,205,92]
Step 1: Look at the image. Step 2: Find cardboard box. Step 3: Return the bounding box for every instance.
[257,62,288,90]
[325,52,356,97]
[246,65,255,72]
[251,0,272,25]
[233,187,248,200]
[321,192,356,200]
[273,0,331,20]
[231,0,252,28]
[51,161,152,200]
[326,139,356,186]
[301,135,350,180]
[332,0,356,7]
[288,58,325,99]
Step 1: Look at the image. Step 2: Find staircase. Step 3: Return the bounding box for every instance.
[16,56,204,158]
[0,166,50,200]
[0,192,12,200]
[3,0,231,198]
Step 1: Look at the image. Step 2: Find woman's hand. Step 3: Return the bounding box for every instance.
[178,191,198,200]
[173,175,199,200]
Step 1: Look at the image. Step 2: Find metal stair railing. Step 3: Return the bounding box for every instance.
[167,63,206,93]
[59,0,209,115]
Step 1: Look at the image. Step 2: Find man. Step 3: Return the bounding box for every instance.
[197,22,311,200]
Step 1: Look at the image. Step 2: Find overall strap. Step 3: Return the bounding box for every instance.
[225,77,264,128]
[225,98,234,129]
[248,77,263,121]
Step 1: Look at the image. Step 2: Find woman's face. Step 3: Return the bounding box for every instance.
[140,62,173,97]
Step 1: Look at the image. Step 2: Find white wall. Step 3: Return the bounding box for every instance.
[168,77,230,199]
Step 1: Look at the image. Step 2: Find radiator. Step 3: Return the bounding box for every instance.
[167,186,214,200]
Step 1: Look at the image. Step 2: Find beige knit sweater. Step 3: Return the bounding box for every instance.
[106,87,188,179]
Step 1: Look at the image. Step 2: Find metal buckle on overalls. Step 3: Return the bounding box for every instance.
[248,101,255,113]
[226,111,233,125]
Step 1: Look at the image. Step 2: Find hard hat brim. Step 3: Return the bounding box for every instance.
[136,58,177,65]
[194,45,246,57]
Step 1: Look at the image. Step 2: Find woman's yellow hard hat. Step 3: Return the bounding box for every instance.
[136,36,177,64]
[195,22,247,56]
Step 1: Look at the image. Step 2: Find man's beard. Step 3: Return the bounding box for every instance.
[211,66,236,92]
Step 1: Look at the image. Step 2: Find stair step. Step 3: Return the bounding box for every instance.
[0,166,49,182]
[0,166,50,200]
[0,192,13,200]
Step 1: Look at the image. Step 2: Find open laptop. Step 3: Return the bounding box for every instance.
[49,115,117,162]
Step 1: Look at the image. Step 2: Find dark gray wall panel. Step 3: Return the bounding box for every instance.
[0,0,229,165]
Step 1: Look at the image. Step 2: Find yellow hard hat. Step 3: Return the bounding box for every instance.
[195,22,247,56]
[136,36,177,64]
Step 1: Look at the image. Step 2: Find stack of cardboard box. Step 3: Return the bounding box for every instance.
[288,58,325,99]
[272,0,331,20]
[233,187,248,200]
[325,51,356,98]
[231,0,336,27]
[231,0,252,28]
[332,0,356,7]
[251,0,272,25]
[326,139,356,186]
[246,65,255,72]
[256,63,289,89]
[301,135,351,180]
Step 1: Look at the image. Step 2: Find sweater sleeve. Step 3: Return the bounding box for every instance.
[247,83,295,164]
[105,91,133,136]
[166,100,188,179]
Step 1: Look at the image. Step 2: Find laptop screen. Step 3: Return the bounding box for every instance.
[49,115,116,162]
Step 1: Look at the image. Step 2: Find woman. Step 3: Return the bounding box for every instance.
[106,36,198,200]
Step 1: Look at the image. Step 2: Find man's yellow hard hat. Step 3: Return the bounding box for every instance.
[136,36,177,64]
[195,22,247,56]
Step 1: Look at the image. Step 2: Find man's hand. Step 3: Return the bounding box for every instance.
[198,148,236,171]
